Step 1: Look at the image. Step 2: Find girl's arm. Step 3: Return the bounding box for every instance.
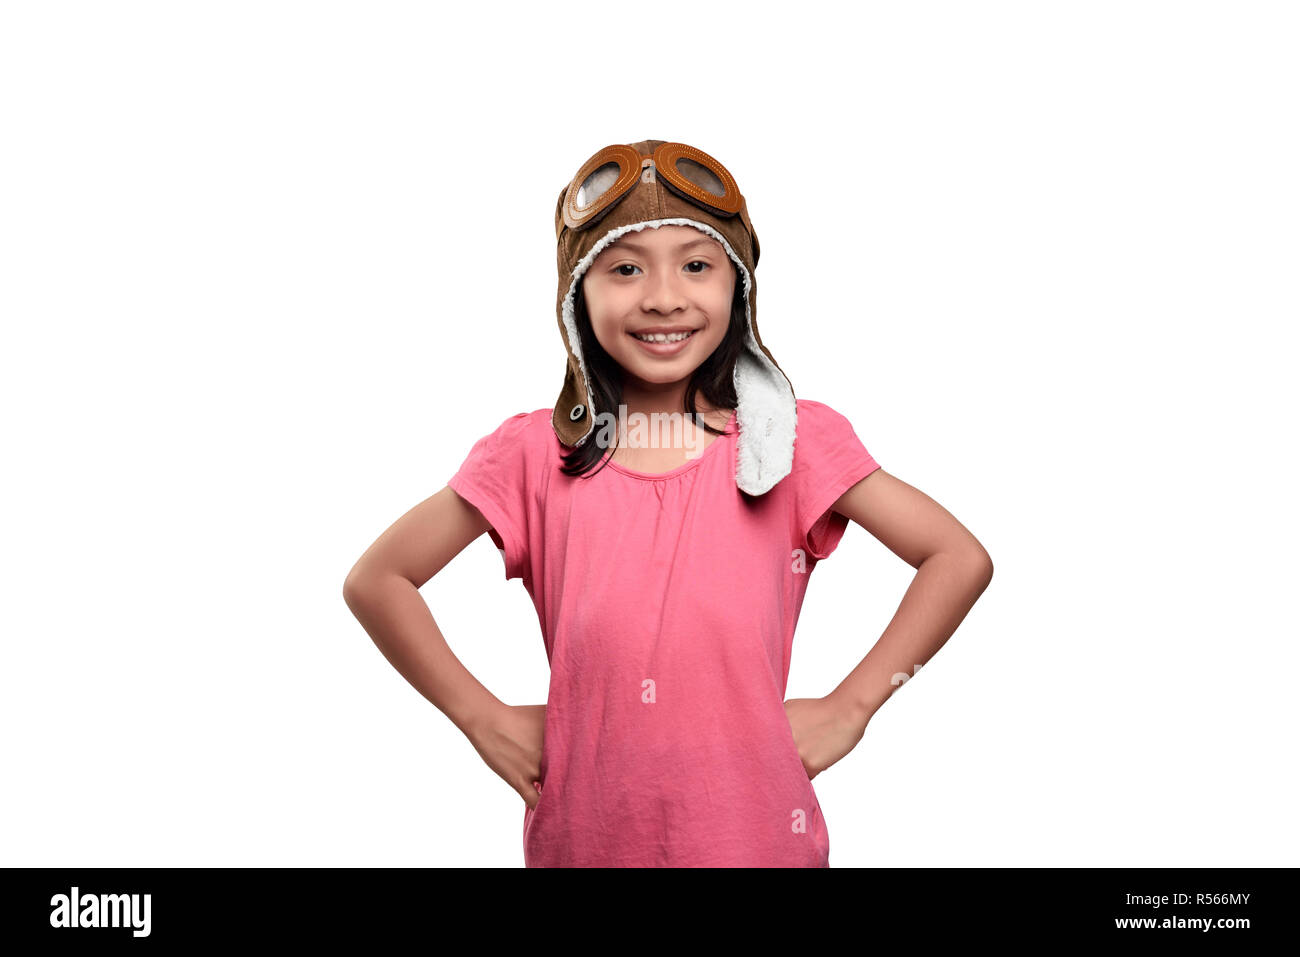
[342,487,546,807]
[787,469,994,777]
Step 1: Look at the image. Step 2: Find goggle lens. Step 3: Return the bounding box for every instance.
[672,157,727,198]
[575,162,622,212]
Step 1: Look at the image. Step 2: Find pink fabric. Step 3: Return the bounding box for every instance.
[447,398,881,867]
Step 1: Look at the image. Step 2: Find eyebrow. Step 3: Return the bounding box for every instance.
[612,237,720,253]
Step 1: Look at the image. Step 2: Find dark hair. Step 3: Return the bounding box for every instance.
[560,265,748,479]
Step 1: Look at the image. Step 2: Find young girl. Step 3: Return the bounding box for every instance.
[343,139,993,868]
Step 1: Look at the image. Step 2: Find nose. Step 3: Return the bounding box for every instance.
[639,266,688,315]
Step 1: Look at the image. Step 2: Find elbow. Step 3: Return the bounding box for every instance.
[971,545,994,593]
[342,564,372,612]
[344,561,416,613]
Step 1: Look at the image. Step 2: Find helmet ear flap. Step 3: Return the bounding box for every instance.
[740,205,760,266]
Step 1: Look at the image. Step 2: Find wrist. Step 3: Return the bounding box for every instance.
[826,686,875,731]
[452,695,506,743]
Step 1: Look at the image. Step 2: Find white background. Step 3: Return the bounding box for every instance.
[3,1,1296,867]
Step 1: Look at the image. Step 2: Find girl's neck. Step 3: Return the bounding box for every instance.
[620,383,728,424]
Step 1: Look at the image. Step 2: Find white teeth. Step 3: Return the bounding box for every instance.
[633,331,694,343]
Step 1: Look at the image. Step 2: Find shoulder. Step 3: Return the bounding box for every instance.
[790,398,876,474]
[457,409,555,471]
[480,408,553,443]
[796,397,848,420]
[794,398,856,446]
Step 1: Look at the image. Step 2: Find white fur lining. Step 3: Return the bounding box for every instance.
[560,218,796,496]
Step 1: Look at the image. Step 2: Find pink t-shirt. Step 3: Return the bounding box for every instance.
[447,398,881,867]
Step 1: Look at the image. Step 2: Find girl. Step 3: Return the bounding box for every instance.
[343,139,993,867]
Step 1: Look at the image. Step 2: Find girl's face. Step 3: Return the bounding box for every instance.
[582,225,735,394]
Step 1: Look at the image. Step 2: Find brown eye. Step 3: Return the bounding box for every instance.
[616,264,640,277]
[685,261,709,274]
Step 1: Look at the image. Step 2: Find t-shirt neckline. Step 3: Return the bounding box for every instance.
[602,410,737,481]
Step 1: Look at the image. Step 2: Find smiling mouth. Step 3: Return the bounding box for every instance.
[630,330,698,343]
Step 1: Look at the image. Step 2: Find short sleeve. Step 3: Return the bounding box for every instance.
[447,412,536,581]
[790,400,882,562]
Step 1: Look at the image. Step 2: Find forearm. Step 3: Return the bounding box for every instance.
[343,571,503,738]
[828,546,993,727]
